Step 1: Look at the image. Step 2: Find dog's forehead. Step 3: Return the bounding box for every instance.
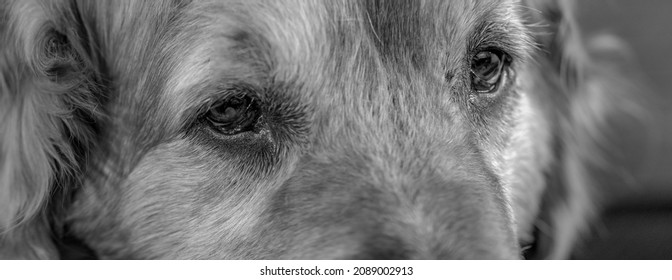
[101,0,525,138]
[179,0,520,76]
[336,0,519,66]
[165,2,515,102]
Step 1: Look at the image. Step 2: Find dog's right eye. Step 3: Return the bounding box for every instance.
[470,49,511,93]
[205,92,262,135]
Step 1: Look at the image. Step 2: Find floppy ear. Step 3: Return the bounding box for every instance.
[521,0,649,259]
[0,1,102,259]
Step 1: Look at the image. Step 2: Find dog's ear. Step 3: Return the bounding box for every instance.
[0,1,103,259]
[521,0,649,259]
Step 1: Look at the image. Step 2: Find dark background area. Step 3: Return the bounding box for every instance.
[573,1,672,259]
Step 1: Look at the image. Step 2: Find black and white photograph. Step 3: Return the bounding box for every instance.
[1,0,670,272]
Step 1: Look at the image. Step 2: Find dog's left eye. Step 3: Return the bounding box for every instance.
[470,49,510,93]
[205,93,261,135]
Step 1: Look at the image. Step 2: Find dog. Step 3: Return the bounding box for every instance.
[0,0,643,259]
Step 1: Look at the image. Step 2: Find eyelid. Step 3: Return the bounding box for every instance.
[179,84,263,133]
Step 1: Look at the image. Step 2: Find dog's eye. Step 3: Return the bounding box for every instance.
[205,93,261,135]
[470,49,510,93]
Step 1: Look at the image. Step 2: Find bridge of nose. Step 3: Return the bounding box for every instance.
[270,5,517,258]
[267,149,519,259]
[282,59,519,258]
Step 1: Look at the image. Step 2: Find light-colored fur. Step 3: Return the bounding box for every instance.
[0,0,644,259]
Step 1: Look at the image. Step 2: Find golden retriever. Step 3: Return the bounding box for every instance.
[0,0,642,259]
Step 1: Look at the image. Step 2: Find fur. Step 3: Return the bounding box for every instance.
[0,0,643,259]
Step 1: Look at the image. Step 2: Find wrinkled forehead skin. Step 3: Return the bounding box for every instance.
[72,0,540,259]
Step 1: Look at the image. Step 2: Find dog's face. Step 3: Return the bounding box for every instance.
[1,0,636,259]
[69,0,535,259]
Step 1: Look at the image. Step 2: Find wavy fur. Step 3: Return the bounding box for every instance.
[0,0,646,259]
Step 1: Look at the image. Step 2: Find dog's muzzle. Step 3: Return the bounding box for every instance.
[264,155,520,259]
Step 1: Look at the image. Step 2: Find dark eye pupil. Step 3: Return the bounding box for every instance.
[222,107,238,120]
[470,50,507,93]
[207,95,260,135]
[473,52,501,79]
[213,100,245,123]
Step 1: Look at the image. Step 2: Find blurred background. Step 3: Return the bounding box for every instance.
[573,0,672,259]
